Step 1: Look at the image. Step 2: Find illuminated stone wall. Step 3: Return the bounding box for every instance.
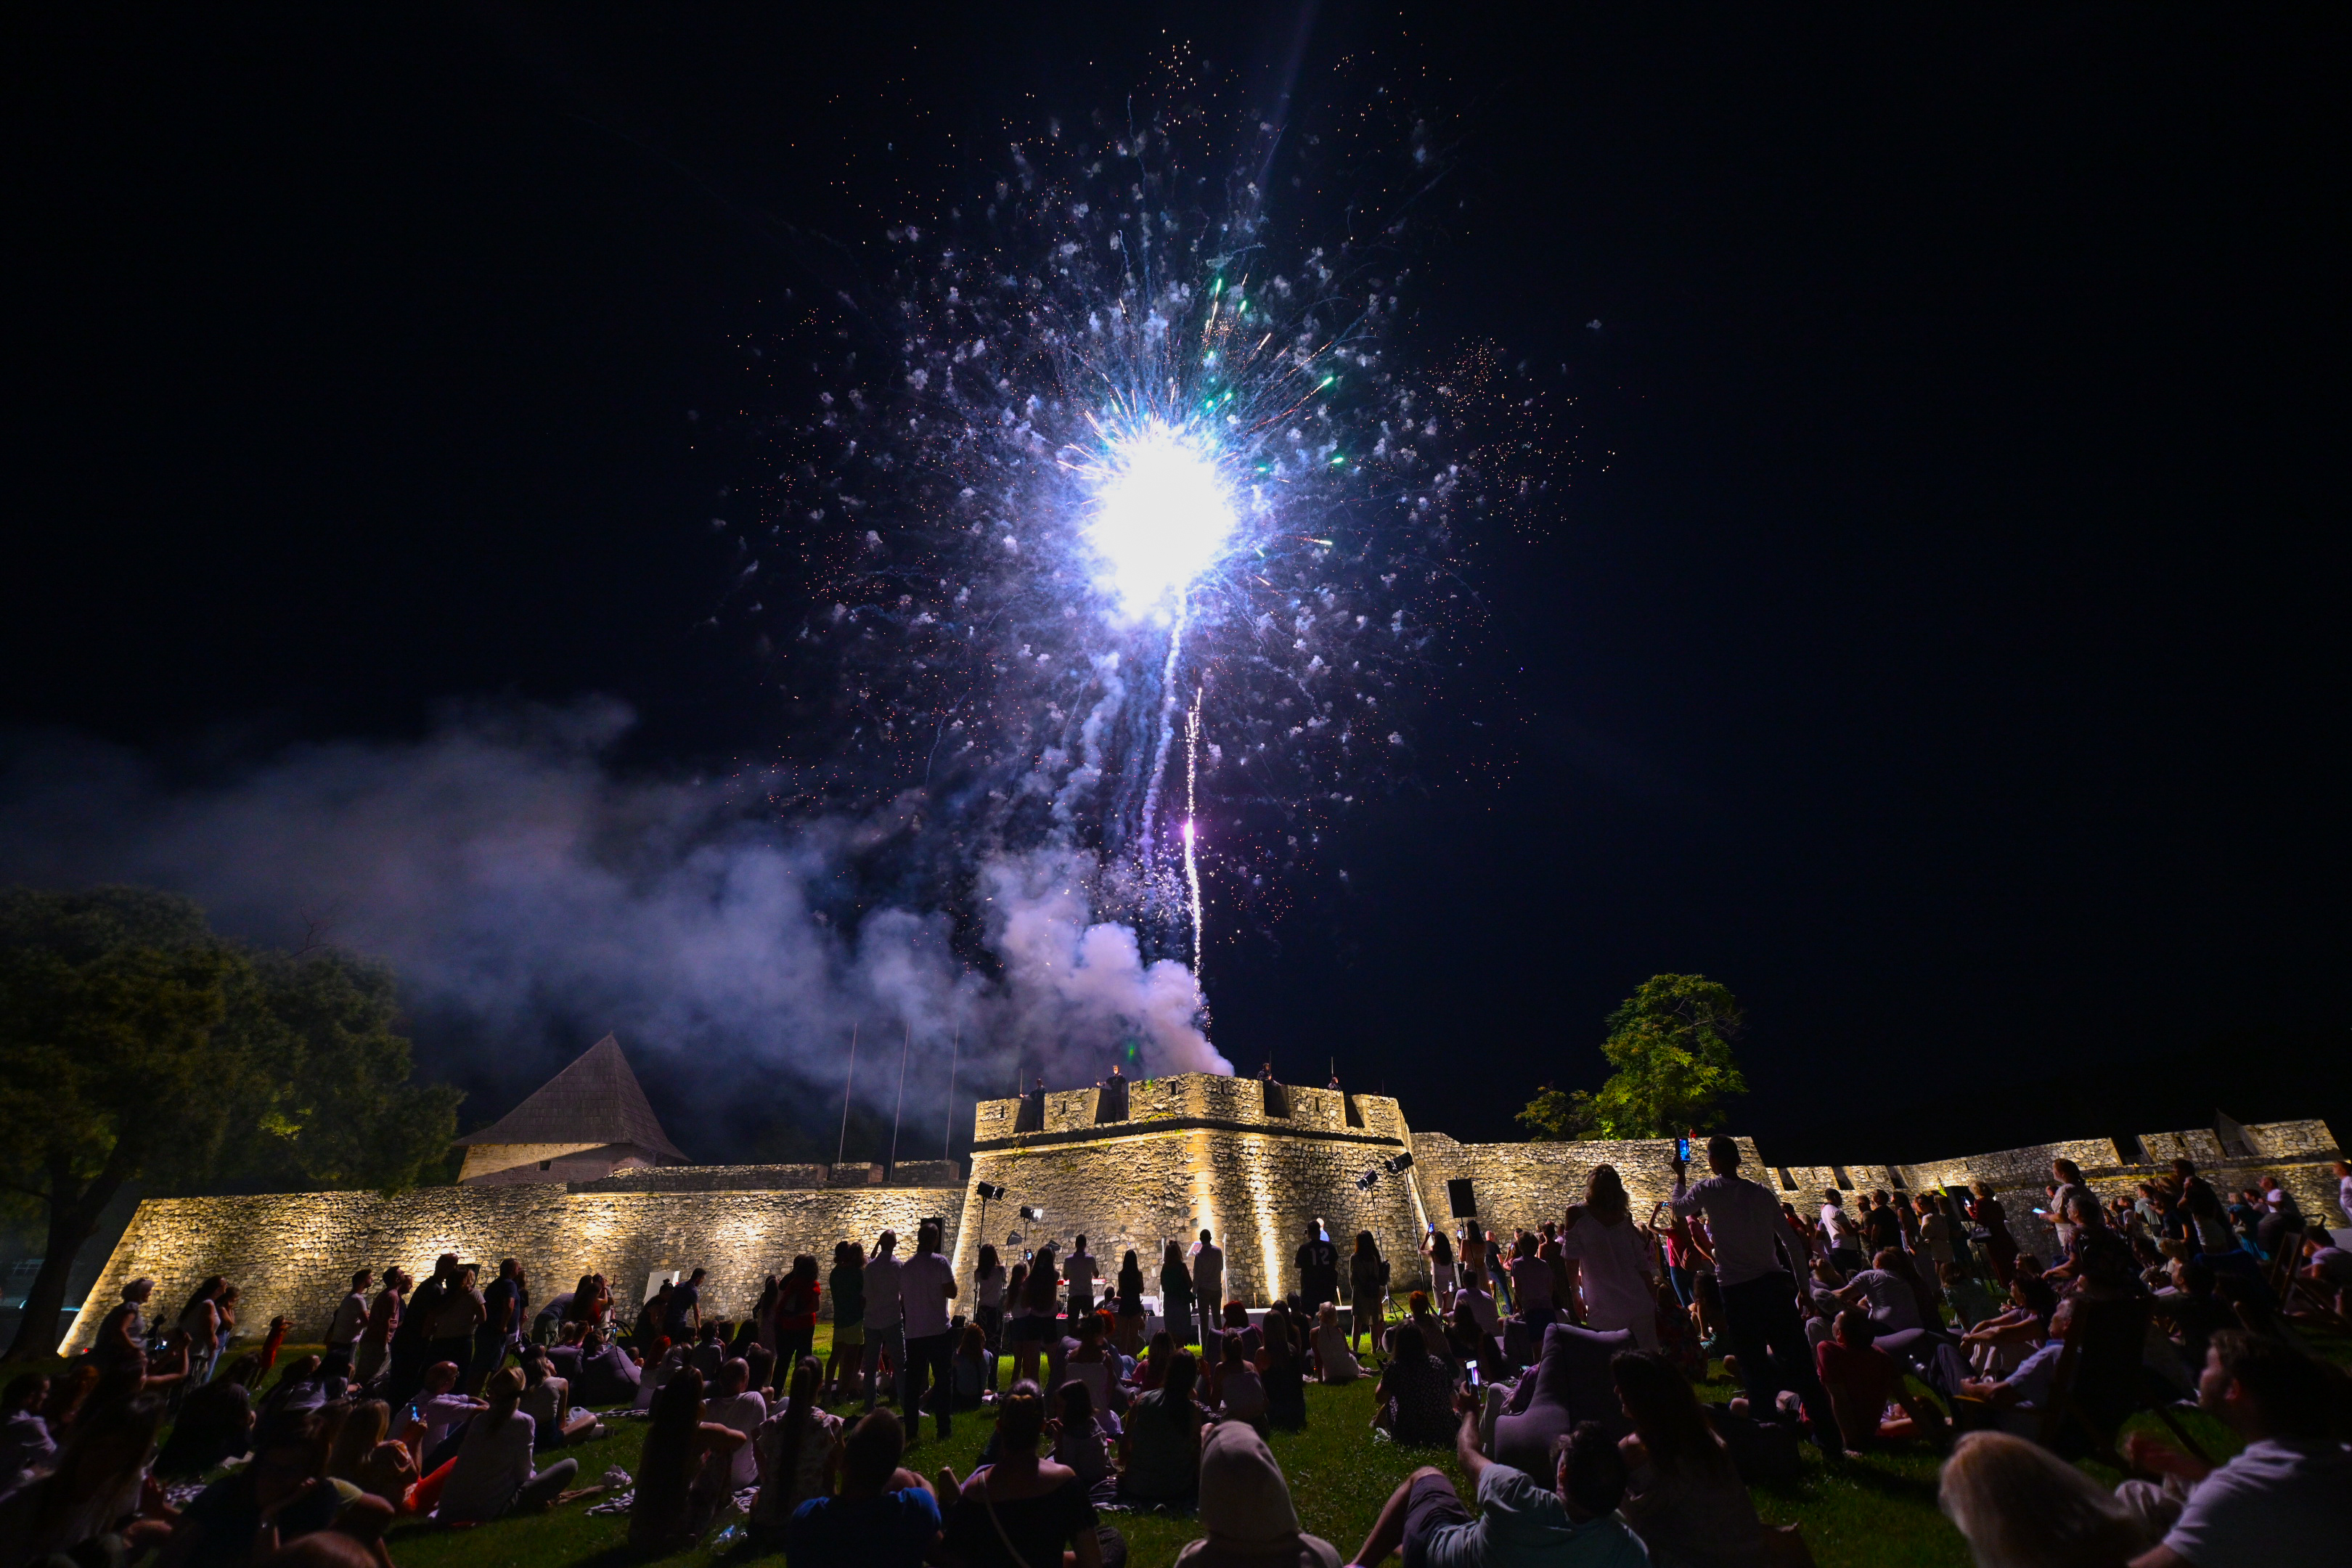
[62,1180,963,1353]
[65,1073,2345,1355]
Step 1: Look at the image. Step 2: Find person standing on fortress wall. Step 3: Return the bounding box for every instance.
[323,1270,371,1384]
[899,1220,960,1443]
[1064,1236,1100,1334]
[1297,1221,1340,1313]
[1670,1135,1845,1459]
[864,1232,907,1414]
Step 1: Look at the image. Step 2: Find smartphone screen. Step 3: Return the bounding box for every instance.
[1675,1136,1692,1164]
[1466,1360,1481,1389]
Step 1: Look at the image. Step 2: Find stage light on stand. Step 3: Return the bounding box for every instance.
[1018,1204,1047,1222]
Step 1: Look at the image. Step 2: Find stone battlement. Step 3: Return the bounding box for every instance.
[61,1069,2345,1354]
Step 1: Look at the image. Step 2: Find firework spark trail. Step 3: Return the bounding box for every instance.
[724,99,1546,1074]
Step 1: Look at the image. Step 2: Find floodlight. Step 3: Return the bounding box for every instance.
[974,1181,1008,1201]
[1018,1204,1047,1222]
[1384,1153,1415,1175]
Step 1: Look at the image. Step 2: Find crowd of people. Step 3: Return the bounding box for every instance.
[1,1143,2347,1568]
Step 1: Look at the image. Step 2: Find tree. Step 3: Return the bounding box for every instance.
[1518,973,1750,1140]
[0,887,460,1360]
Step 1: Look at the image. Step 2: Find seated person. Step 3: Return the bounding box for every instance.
[951,1323,997,1410]
[1372,1325,1458,1448]
[0,1373,54,1494]
[1215,1336,1269,1429]
[1814,1310,1945,1451]
[2150,1259,2234,1376]
[1312,1302,1360,1384]
[1492,1321,1633,1475]
[1348,1390,1648,1568]
[701,1358,768,1490]
[783,1408,939,1568]
[940,1382,1108,1568]
[571,1327,643,1407]
[2297,1236,2352,1293]
[401,1361,484,1470]
[751,1356,842,1543]
[1177,1418,1339,1568]
[1826,1249,1925,1334]
[1119,1350,1205,1504]
[1951,1302,2073,1437]
[1612,1351,1772,1567]
[167,1408,356,1563]
[1050,1379,1118,1493]
[1939,1263,1998,1331]
[519,1348,603,1447]
[438,1366,579,1522]
[2114,1329,2352,1567]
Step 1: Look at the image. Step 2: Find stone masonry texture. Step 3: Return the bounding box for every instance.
[63,1076,2346,1351]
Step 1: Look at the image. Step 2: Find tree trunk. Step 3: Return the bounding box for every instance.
[2,1147,135,1363]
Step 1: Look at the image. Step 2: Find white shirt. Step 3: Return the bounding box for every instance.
[976,1266,1005,1307]
[702,1391,767,1489]
[415,1392,481,1456]
[1818,1205,1854,1248]
[1062,1250,1097,1304]
[438,1410,536,1522]
[519,1376,569,1441]
[1671,1172,1795,1287]
[327,1291,368,1348]
[898,1251,955,1339]
[2165,1437,2352,1567]
[863,1252,904,1330]
[1560,1213,1657,1329]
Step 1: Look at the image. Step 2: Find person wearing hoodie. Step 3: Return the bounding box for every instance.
[1347,1387,1649,1568]
[1177,1419,1342,1568]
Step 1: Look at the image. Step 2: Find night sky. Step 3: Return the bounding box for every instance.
[7,7,2347,1162]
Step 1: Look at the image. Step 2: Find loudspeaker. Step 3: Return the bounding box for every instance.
[1447,1177,1478,1219]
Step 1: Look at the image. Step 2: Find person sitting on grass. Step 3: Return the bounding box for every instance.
[571,1325,640,1407]
[1372,1323,1457,1447]
[1346,1392,1647,1568]
[324,1400,390,1487]
[1312,1302,1361,1384]
[1180,1418,1341,1568]
[153,1354,264,1479]
[1814,1310,1945,1453]
[784,1408,939,1568]
[1611,1348,1771,1567]
[701,1357,768,1490]
[1261,1304,1309,1430]
[159,1407,350,1568]
[1937,1429,2148,1568]
[1826,1248,1925,1334]
[1119,1349,1204,1506]
[398,1361,482,1471]
[436,1366,578,1524]
[940,1381,1113,1568]
[952,1322,997,1410]
[1217,1334,1270,1431]
[750,1357,845,1548]
[0,1396,175,1568]
[518,1347,603,1447]
[0,1373,54,1493]
[1052,1379,1119,1495]
[2110,1330,2352,1567]
[628,1366,747,1555]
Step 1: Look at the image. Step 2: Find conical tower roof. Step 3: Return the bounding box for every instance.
[453,1034,687,1162]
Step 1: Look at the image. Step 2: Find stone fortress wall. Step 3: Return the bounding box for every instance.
[65,1072,2346,1352]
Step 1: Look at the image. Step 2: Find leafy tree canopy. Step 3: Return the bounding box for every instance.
[0,886,460,1359]
[1517,973,1749,1141]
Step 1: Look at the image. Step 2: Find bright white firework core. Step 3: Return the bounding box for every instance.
[1086,420,1237,616]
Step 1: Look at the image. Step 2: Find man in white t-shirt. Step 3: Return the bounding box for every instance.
[862,1231,904,1415]
[2115,1328,2352,1567]
[894,1221,959,1442]
[701,1357,768,1488]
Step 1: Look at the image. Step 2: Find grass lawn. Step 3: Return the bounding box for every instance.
[54,1322,2352,1568]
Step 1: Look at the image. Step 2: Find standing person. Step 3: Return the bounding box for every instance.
[433,1265,487,1395]
[973,1244,1007,1352]
[388,1254,456,1408]
[897,1221,959,1443]
[1192,1230,1224,1338]
[1918,1194,1958,1278]
[826,1243,866,1400]
[1012,1245,1059,1387]
[1296,1220,1342,1312]
[1669,1135,1845,1459]
[1426,1228,1459,1302]
[475,1259,524,1395]
[1969,1183,2019,1287]
[1561,1165,1662,1350]
[175,1278,226,1390]
[774,1254,822,1371]
[863,1232,906,1413]
[1819,1191,1863,1275]
[355,1269,404,1387]
[1162,1238,1197,1349]
[664,1267,707,1342]
[1063,1236,1098,1334]
[1348,1233,1389,1360]
[1115,1249,1148,1355]
[92,1278,156,1372]
[323,1270,372,1382]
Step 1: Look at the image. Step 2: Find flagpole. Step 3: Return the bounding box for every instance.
[835,1022,858,1169]
[942,1023,960,1162]
[888,1021,911,1177]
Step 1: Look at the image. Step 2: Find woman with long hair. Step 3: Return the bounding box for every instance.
[944,1381,1111,1568]
[1347,1233,1388,1360]
[749,1355,841,1545]
[1424,1228,1458,1302]
[973,1242,1008,1352]
[1117,1351,1203,1505]
[1561,1164,1662,1350]
[1013,1245,1061,1387]
[1937,1431,2146,1568]
[629,1366,747,1553]
[152,1352,261,1477]
[326,1398,390,1482]
[1611,1349,1768,1567]
[1051,1378,1116,1494]
[1259,1304,1307,1429]
[174,1277,225,1389]
[1160,1238,1196,1348]
[1970,1182,2019,1286]
[752,1275,780,1354]
[1115,1248,1148,1355]
[1370,1323,1453,1446]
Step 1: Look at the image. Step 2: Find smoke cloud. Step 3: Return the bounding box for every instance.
[0,701,1230,1159]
